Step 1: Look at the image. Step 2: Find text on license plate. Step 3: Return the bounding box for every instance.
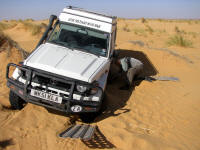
[30,89,62,104]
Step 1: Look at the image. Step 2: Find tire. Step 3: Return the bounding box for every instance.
[79,93,107,123]
[9,90,26,110]
[79,112,99,123]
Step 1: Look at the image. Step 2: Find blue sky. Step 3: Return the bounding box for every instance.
[0,0,200,20]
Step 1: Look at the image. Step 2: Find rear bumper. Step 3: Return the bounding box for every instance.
[6,63,103,114]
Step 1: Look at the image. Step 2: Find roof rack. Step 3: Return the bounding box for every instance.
[66,6,117,19]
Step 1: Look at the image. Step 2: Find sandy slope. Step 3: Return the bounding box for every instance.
[0,19,200,150]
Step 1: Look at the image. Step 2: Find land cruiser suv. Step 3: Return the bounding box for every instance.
[6,6,117,121]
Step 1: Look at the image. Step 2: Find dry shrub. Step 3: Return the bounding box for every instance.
[25,18,34,22]
[21,21,43,35]
[133,28,146,36]
[32,25,42,35]
[0,21,17,31]
[145,25,154,34]
[10,19,17,22]
[157,19,163,22]
[0,31,14,57]
[156,29,166,34]
[174,26,186,35]
[187,20,192,25]
[141,18,147,23]
[117,18,125,21]
[195,20,200,24]
[174,26,180,33]
[188,32,197,38]
[167,35,192,47]
[123,24,130,32]
[2,20,8,22]
[40,23,47,29]
[0,31,29,58]
[0,31,13,47]
[0,22,8,30]
[18,19,23,23]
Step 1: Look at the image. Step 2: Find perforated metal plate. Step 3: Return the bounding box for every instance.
[59,124,96,141]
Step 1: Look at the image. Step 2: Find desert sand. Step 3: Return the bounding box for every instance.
[0,19,200,150]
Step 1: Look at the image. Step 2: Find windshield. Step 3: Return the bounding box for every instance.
[48,22,109,57]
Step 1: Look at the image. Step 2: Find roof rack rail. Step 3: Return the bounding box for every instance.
[67,6,84,10]
[66,5,117,19]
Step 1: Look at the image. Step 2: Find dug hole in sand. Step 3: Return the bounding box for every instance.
[0,19,200,150]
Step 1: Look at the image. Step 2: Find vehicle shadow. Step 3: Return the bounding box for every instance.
[82,126,115,149]
[0,139,14,149]
[95,49,158,122]
[116,49,158,77]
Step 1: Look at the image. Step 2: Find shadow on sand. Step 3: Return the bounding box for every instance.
[116,49,158,77]
[95,48,158,122]
[82,126,115,149]
[0,139,14,149]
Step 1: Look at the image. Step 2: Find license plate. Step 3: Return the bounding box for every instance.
[30,89,62,104]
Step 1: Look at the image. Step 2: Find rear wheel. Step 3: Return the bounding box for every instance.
[9,90,26,110]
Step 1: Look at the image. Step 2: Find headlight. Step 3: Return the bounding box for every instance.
[76,85,87,93]
[17,68,22,76]
[90,82,99,95]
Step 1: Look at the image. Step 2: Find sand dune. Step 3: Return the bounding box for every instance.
[0,19,200,150]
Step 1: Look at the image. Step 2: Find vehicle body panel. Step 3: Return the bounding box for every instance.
[24,43,109,83]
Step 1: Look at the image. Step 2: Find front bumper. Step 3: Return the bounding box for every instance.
[6,63,104,113]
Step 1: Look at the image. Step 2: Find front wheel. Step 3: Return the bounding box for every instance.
[9,90,26,110]
[79,112,99,123]
[79,93,107,123]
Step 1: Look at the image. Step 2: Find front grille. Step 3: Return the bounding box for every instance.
[32,74,72,91]
[30,73,74,100]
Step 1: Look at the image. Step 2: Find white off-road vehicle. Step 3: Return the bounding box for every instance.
[6,6,117,121]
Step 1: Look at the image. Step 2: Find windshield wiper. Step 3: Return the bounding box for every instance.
[65,44,74,51]
[51,40,65,46]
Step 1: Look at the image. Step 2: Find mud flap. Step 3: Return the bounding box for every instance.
[59,124,96,141]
